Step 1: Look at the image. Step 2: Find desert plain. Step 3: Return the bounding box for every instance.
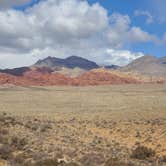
[0,84,165,166]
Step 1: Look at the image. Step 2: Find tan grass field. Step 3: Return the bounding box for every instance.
[0,84,165,166]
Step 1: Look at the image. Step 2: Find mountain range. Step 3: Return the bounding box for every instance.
[0,55,165,86]
[121,55,166,77]
[34,56,99,70]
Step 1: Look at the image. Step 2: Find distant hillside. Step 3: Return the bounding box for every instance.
[104,65,119,70]
[0,67,30,76]
[34,56,99,70]
[159,56,166,65]
[0,69,143,86]
[120,55,166,77]
[53,67,86,77]
[0,55,165,86]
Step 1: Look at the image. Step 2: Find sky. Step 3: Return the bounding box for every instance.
[0,0,166,69]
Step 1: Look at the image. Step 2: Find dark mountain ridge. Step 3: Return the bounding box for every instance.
[34,56,99,70]
[0,67,30,76]
[159,57,166,65]
[0,55,165,78]
[104,65,119,70]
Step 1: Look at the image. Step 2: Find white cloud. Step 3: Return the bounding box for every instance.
[0,0,108,52]
[104,49,143,66]
[106,13,158,48]
[0,47,143,68]
[0,0,160,68]
[106,13,130,48]
[134,10,154,24]
[129,27,158,43]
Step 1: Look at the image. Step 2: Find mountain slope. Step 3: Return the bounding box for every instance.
[0,67,30,76]
[0,68,145,86]
[34,56,99,70]
[104,65,119,70]
[120,55,166,77]
[159,56,166,65]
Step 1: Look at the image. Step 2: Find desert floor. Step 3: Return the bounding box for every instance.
[0,84,165,166]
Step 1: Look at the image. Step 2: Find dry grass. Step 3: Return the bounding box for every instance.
[0,84,165,166]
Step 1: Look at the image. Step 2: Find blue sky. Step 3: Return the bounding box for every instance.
[88,0,166,57]
[16,0,166,57]
[0,0,166,68]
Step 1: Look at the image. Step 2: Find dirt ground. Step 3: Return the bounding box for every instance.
[0,84,165,166]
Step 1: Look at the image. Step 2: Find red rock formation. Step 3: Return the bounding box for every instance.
[73,70,140,86]
[0,68,165,86]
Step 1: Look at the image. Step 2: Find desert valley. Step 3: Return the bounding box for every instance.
[0,55,165,166]
[0,0,166,166]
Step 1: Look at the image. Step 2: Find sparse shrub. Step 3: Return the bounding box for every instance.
[0,134,9,145]
[80,153,105,166]
[10,136,28,150]
[131,146,155,160]
[13,151,35,166]
[25,121,38,131]
[65,162,79,166]
[0,128,8,135]
[160,155,166,162]
[104,157,135,166]
[4,116,17,126]
[2,112,7,116]
[40,123,52,132]
[34,158,78,166]
[0,144,13,160]
[34,158,59,166]
[91,136,103,145]
[104,158,121,166]
[13,153,27,165]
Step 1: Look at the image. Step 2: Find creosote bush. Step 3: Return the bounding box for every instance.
[34,158,59,166]
[131,146,155,160]
[10,136,28,150]
[104,157,135,166]
[0,144,13,160]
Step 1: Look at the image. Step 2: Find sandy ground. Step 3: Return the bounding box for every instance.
[0,84,165,166]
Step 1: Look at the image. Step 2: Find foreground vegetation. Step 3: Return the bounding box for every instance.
[0,85,165,166]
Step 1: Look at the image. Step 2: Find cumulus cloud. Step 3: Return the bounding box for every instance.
[0,0,160,68]
[104,49,143,66]
[106,13,158,48]
[134,10,154,24]
[129,27,158,43]
[0,0,108,52]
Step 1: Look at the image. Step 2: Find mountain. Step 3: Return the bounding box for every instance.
[0,67,30,76]
[53,67,86,77]
[74,69,141,86]
[0,56,99,78]
[159,56,166,65]
[0,69,144,86]
[0,55,165,86]
[34,56,99,70]
[120,55,166,77]
[0,66,54,77]
[104,65,119,70]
